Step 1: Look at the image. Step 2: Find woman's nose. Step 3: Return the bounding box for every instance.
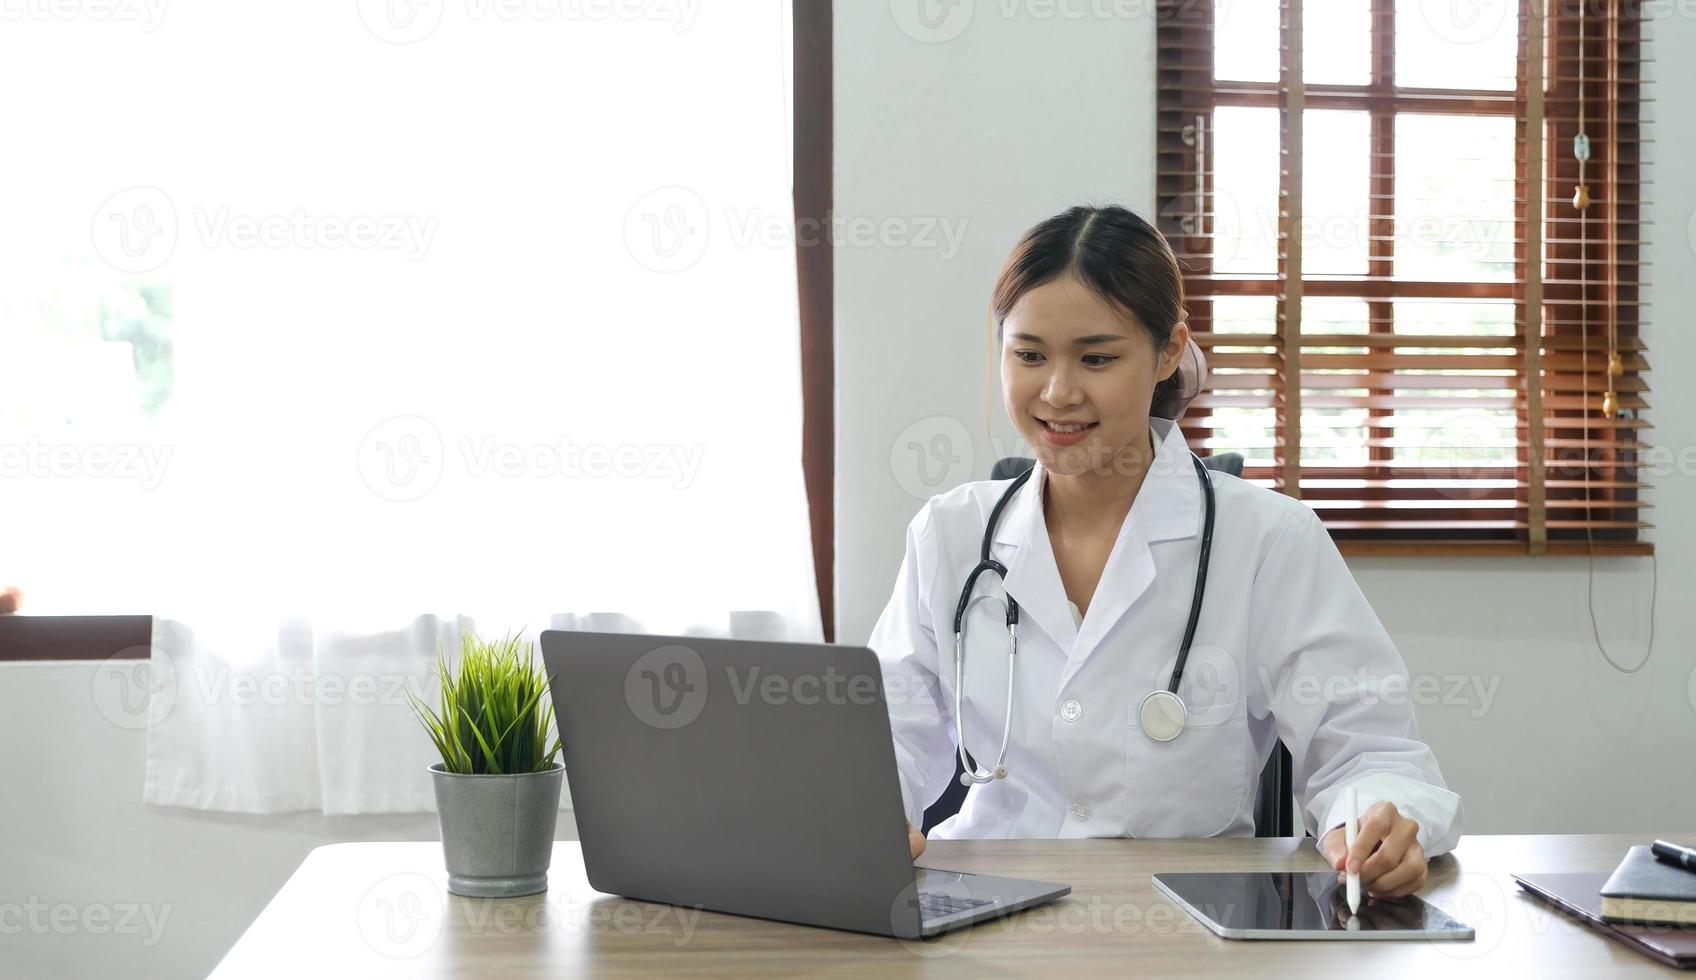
[1042,364,1084,407]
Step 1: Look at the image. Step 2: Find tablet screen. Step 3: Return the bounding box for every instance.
[1152,872,1475,940]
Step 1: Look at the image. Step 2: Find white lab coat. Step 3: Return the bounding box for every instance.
[869,417,1463,857]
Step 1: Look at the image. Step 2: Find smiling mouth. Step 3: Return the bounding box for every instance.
[1038,418,1099,434]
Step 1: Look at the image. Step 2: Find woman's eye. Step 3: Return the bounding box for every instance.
[1082,354,1118,367]
[1014,350,1044,364]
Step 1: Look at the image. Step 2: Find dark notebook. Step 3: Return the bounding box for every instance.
[1602,845,1696,926]
[1513,871,1696,970]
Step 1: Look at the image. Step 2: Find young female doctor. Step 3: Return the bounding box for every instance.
[870,205,1462,900]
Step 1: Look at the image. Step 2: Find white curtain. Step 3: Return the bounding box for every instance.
[2,1,820,813]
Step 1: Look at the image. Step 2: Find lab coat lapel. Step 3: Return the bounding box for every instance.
[991,463,1079,653]
[1063,419,1202,687]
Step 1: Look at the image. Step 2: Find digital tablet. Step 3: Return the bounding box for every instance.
[1152,872,1476,941]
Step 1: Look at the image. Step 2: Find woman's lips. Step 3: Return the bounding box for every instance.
[1037,418,1098,446]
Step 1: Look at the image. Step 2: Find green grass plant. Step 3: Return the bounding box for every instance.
[411,629,562,775]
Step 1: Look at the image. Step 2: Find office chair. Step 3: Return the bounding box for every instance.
[921,451,1298,839]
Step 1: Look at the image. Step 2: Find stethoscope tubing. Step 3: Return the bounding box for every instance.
[952,453,1215,785]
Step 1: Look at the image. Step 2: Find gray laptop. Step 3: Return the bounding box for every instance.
[539,629,1070,939]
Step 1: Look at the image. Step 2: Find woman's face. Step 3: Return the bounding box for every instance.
[999,274,1188,478]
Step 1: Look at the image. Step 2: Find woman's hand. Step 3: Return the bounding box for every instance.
[1318,800,1426,899]
[907,822,927,860]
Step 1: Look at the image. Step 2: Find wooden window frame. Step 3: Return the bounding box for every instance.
[1157,0,1650,557]
[795,0,834,638]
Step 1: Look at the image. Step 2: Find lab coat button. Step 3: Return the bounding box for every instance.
[1070,802,1091,820]
[1060,699,1082,722]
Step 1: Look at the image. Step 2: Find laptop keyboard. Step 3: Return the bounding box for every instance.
[917,892,994,922]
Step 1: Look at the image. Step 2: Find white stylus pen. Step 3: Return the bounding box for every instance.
[1344,786,1360,914]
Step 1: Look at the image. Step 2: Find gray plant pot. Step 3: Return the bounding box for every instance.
[430,763,564,898]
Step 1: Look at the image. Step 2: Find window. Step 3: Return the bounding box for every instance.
[1157,0,1650,555]
[0,6,823,652]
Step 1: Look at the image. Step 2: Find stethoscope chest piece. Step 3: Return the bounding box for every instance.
[1139,689,1187,742]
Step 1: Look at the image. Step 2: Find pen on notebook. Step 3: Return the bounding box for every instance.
[1651,839,1696,873]
[1345,786,1360,914]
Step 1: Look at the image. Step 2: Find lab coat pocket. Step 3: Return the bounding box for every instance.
[1126,697,1249,839]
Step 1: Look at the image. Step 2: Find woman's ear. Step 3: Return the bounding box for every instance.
[1160,320,1191,380]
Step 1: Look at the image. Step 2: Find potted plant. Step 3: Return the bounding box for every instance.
[410,629,564,898]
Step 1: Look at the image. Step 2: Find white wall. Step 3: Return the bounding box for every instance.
[0,662,577,979]
[836,3,1696,838]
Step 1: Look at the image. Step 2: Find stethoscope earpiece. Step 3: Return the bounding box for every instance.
[952,452,1216,784]
[957,765,1007,787]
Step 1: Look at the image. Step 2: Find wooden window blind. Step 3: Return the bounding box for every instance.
[1156,0,1651,556]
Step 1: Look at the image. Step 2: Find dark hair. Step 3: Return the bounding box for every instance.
[990,205,1189,418]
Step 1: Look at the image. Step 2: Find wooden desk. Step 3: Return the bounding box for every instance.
[213,834,1686,977]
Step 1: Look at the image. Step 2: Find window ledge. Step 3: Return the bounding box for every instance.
[1335,541,1653,558]
[0,615,152,662]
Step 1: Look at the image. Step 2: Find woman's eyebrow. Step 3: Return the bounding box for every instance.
[1009,332,1130,346]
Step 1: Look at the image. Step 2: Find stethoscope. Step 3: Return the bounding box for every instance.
[951,453,1216,787]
